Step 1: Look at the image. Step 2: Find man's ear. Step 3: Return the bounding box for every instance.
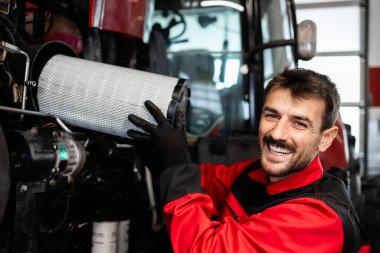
[319,126,338,152]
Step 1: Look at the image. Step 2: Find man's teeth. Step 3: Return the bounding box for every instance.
[268,144,292,154]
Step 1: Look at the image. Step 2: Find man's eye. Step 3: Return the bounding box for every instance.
[264,113,277,119]
[293,121,307,128]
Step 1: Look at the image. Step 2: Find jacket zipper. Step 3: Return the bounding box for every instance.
[225,200,240,222]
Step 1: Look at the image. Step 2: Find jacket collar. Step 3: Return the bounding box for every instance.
[248,155,323,195]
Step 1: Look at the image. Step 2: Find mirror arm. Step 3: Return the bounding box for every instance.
[251,39,296,55]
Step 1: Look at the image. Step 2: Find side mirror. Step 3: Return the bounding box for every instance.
[297,20,317,61]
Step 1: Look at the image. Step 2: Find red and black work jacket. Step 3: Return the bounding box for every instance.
[160,155,370,253]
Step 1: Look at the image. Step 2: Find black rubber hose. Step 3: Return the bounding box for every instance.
[0,125,11,227]
[0,13,16,44]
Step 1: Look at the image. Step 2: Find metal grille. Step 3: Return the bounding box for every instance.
[37,55,180,138]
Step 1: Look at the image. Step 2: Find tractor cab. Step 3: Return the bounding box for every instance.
[152,0,318,165]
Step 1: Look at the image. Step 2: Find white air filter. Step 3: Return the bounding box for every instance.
[37,55,189,137]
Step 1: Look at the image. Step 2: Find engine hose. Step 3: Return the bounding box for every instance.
[0,13,16,44]
[0,125,10,227]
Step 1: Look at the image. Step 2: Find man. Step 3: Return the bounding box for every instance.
[127,69,370,252]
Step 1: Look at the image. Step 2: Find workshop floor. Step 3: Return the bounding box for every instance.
[361,176,380,253]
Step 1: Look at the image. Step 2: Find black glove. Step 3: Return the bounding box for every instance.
[127,100,191,171]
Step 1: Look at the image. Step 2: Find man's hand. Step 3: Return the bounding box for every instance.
[127,100,191,171]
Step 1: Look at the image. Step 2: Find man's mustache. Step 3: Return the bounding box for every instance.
[262,135,295,152]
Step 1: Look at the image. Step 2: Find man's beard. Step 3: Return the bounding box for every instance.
[259,135,317,178]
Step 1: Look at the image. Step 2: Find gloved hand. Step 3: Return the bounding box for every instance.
[127,100,191,172]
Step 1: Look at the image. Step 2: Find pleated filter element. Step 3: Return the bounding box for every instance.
[37,55,189,138]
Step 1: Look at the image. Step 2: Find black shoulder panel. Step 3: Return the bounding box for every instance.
[316,173,361,253]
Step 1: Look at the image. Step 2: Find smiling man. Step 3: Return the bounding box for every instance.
[258,73,339,183]
[128,68,370,253]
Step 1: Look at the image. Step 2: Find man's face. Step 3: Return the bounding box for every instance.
[258,87,331,182]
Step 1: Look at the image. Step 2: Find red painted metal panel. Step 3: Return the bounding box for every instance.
[89,0,149,40]
[369,67,380,106]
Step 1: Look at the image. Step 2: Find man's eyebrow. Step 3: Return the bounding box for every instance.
[263,106,313,126]
[262,106,278,114]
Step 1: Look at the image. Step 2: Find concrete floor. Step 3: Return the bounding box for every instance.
[361,176,380,253]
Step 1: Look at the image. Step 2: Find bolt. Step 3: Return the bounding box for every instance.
[49,179,56,187]
[20,185,28,193]
[53,131,61,138]
[25,81,37,87]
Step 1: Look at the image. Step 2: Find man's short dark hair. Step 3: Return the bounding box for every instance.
[264,68,341,132]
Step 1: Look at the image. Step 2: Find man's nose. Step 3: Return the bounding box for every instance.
[271,119,289,140]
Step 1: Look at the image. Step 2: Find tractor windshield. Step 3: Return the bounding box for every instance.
[152,0,297,140]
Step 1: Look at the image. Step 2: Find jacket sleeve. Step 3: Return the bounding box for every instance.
[199,160,255,212]
[160,164,345,253]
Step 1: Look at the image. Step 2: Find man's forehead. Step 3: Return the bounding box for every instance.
[264,88,325,121]
[265,87,323,105]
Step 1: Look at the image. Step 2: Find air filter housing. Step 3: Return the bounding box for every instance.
[37,55,189,138]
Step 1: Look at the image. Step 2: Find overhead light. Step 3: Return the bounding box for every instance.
[200,1,245,12]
